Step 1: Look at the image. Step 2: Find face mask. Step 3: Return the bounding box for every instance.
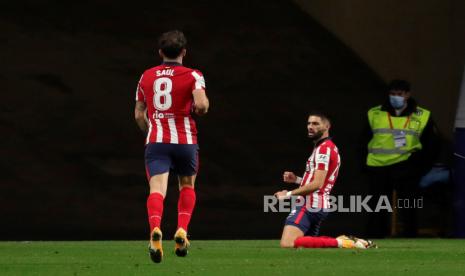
[389,95,405,109]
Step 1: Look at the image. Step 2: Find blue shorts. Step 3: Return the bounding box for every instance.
[285,204,329,236]
[145,143,199,178]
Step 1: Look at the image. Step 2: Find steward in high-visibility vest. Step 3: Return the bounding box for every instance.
[367,105,430,167]
[364,81,437,169]
[363,79,439,238]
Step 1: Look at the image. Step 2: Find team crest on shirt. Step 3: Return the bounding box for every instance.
[415,109,423,116]
[316,154,329,164]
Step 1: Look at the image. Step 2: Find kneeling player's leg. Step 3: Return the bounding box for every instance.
[281,204,311,247]
[294,236,338,248]
[280,225,304,248]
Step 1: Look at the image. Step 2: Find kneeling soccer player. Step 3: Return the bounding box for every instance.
[274,112,375,249]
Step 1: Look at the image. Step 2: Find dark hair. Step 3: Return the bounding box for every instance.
[308,111,331,125]
[158,30,187,59]
[387,79,410,92]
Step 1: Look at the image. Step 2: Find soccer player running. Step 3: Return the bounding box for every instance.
[134,30,209,263]
[274,112,374,249]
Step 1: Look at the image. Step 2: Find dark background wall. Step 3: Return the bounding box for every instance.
[295,0,465,140]
[1,0,454,240]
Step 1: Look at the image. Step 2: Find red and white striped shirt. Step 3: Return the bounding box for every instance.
[300,138,341,209]
[135,63,206,145]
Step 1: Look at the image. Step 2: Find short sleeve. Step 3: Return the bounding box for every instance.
[315,145,331,171]
[191,70,206,91]
[135,74,145,102]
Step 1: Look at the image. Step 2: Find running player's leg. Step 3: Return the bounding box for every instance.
[147,173,168,263]
[172,144,199,256]
[173,175,195,256]
[147,172,169,230]
[145,143,171,263]
[177,175,196,232]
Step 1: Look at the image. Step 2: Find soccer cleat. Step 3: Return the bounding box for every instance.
[337,235,377,249]
[336,235,356,249]
[149,227,163,263]
[174,228,190,257]
[351,236,377,249]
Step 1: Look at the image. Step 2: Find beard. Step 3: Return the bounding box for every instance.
[308,130,324,141]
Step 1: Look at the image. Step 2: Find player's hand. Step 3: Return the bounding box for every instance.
[283,171,297,184]
[274,190,289,200]
[194,106,208,116]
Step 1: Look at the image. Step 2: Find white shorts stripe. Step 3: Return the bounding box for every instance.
[155,119,163,143]
[184,117,193,144]
[168,118,178,144]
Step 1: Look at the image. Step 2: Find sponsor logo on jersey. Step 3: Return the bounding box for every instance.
[153,110,175,119]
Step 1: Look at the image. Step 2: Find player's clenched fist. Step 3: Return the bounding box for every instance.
[274,190,290,200]
[283,171,297,183]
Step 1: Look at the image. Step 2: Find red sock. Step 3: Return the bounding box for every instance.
[294,236,338,248]
[147,192,164,232]
[177,187,196,231]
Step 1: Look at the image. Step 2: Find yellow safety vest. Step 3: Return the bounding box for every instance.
[366,105,430,167]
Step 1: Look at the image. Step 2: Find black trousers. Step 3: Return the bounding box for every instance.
[366,160,422,238]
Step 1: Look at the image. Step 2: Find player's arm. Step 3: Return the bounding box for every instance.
[193,89,209,116]
[275,170,327,199]
[134,74,148,133]
[134,101,148,133]
[290,170,327,196]
[276,146,331,199]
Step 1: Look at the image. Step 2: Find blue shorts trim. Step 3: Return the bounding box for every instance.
[145,143,199,178]
[284,206,329,236]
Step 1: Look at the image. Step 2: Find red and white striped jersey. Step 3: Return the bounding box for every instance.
[300,138,341,209]
[135,63,206,145]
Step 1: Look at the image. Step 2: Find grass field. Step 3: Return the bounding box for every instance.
[1,239,465,275]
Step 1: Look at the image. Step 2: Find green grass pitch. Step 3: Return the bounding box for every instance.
[1,239,465,275]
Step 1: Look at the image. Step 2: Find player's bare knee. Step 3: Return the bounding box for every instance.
[179,184,194,190]
[178,175,196,190]
[280,239,295,248]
